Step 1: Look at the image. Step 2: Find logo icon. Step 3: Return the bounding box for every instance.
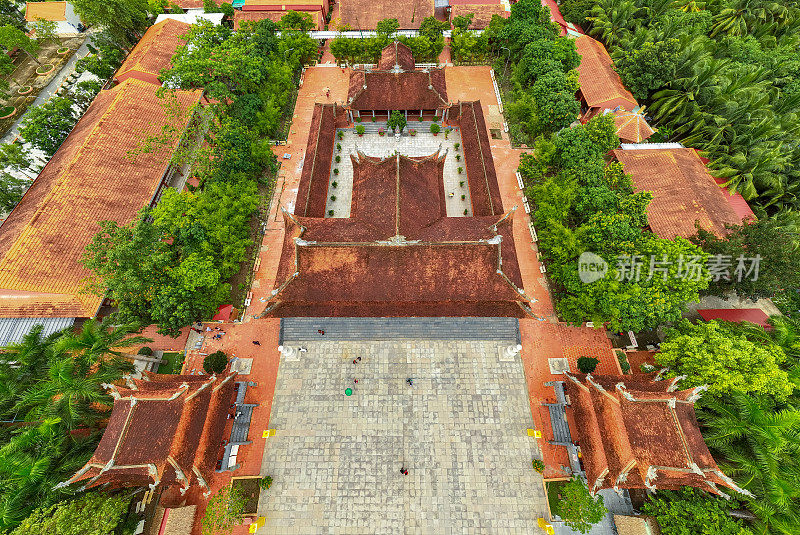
[578,252,608,283]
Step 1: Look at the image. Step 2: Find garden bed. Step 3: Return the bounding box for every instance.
[0,106,15,119]
[57,47,70,55]
[16,85,32,95]
[35,64,55,75]
[156,352,183,374]
[231,478,261,516]
[546,480,568,516]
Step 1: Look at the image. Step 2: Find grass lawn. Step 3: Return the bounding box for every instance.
[157,352,183,374]
[546,480,568,515]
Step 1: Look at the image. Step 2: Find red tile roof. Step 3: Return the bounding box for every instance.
[0,79,202,319]
[575,36,637,113]
[339,0,433,29]
[233,9,324,30]
[453,101,503,216]
[348,69,448,111]
[377,41,416,71]
[697,308,771,329]
[116,19,192,85]
[450,4,509,29]
[609,107,654,143]
[562,373,747,497]
[613,147,750,239]
[171,0,205,7]
[263,105,531,317]
[61,372,237,494]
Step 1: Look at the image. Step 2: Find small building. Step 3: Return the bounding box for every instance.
[448,1,510,29]
[347,42,448,121]
[553,373,750,498]
[607,106,654,144]
[238,0,329,29]
[58,372,237,496]
[339,0,433,29]
[613,145,754,239]
[233,9,324,29]
[574,36,640,123]
[25,1,81,34]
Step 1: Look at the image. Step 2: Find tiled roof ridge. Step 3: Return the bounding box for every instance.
[462,101,496,215]
[303,103,327,217]
[119,19,186,79]
[428,70,448,106]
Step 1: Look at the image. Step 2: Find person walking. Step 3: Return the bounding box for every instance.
[252,340,261,346]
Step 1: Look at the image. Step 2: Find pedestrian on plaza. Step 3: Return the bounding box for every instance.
[252,340,261,346]
[406,378,413,386]
[318,329,326,335]
[357,356,361,362]
[354,379,358,384]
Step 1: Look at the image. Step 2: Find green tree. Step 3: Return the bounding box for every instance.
[31,18,59,48]
[76,31,125,80]
[0,171,28,213]
[376,18,399,37]
[615,39,680,100]
[9,493,129,535]
[452,13,474,32]
[201,486,247,535]
[0,25,39,64]
[203,350,228,374]
[19,96,77,157]
[70,0,149,48]
[0,1,25,31]
[699,392,800,534]
[418,16,447,41]
[641,488,754,535]
[691,216,800,302]
[655,320,793,401]
[54,317,151,363]
[279,10,314,31]
[555,477,607,533]
[387,110,406,133]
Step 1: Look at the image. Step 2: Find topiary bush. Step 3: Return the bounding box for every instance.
[203,350,228,374]
[138,346,153,356]
[577,356,600,374]
[259,475,273,490]
[356,125,365,135]
[532,459,545,473]
[430,123,440,135]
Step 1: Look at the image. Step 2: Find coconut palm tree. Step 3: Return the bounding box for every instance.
[699,393,800,534]
[54,317,151,365]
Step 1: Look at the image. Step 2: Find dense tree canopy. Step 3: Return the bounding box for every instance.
[71,0,149,48]
[8,493,129,535]
[555,477,607,533]
[642,488,754,535]
[570,0,800,212]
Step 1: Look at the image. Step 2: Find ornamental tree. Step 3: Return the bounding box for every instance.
[202,486,248,535]
[71,0,149,48]
[655,320,792,402]
[19,96,77,157]
[203,351,228,374]
[641,488,754,535]
[387,110,406,133]
[9,493,129,535]
[555,477,607,533]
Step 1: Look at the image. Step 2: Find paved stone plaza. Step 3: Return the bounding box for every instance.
[257,340,547,534]
[326,128,472,218]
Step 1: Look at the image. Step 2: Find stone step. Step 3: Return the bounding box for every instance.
[280,317,520,343]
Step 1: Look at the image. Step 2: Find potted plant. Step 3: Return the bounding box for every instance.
[577,357,599,373]
[459,181,464,187]
[444,127,451,139]
[0,106,16,119]
[355,117,361,123]
[16,85,32,95]
[333,168,339,175]
[430,123,440,135]
[332,181,338,188]
[387,110,406,135]
[356,124,365,136]
[337,142,342,151]
[463,209,468,215]
[57,46,70,55]
[409,129,416,136]
[455,154,461,161]
[371,115,376,122]
[330,195,337,201]
[461,194,465,200]
[531,459,545,473]
[335,155,341,163]
[328,209,334,216]
[379,129,385,136]
[454,142,460,151]
[457,166,463,174]
[337,131,344,140]
[418,116,423,122]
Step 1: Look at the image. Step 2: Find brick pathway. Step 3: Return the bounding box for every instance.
[257,340,547,534]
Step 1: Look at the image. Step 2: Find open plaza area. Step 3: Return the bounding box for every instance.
[258,335,547,534]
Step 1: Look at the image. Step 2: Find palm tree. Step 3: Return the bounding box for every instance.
[54,317,151,365]
[699,393,800,534]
